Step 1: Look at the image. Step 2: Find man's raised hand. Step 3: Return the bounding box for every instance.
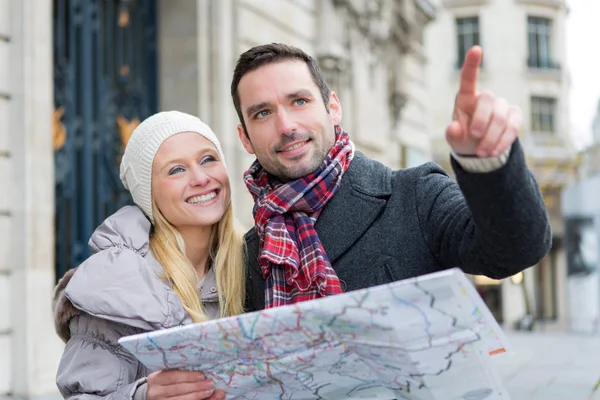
[446,46,522,158]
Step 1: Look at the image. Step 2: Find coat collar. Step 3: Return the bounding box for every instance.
[244,150,392,271]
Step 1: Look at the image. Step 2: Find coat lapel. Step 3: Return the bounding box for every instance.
[315,152,391,263]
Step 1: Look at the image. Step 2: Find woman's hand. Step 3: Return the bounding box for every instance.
[147,370,226,399]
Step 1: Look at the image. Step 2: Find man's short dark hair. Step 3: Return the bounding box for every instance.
[231,43,331,136]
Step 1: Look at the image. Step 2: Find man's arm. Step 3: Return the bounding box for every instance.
[415,139,551,279]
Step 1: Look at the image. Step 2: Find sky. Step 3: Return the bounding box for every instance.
[566,0,600,150]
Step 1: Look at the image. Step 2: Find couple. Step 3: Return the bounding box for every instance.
[53,43,551,400]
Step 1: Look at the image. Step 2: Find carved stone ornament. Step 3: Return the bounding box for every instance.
[53,106,67,150]
[335,0,411,52]
[117,115,140,148]
[390,90,408,126]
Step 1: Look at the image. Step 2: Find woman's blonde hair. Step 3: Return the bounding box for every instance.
[149,200,246,322]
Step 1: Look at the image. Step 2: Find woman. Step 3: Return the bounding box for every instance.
[53,111,245,400]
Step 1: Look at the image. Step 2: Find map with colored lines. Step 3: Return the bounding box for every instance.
[119,268,511,399]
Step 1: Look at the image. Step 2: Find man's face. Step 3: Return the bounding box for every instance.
[236,60,342,181]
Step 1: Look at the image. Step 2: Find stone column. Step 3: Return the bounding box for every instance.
[5,0,63,397]
[0,0,13,393]
[198,0,238,171]
[197,0,256,229]
[158,0,199,115]
[315,0,349,93]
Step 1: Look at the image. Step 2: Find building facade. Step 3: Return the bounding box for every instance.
[561,173,600,335]
[560,99,600,335]
[578,99,600,179]
[0,0,435,397]
[425,0,578,329]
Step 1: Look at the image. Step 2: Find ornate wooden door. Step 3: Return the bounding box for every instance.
[53,0,158,279]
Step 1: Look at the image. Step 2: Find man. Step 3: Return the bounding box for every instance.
[231,43,551,312]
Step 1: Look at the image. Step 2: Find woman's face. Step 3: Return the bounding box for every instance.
[151,132,230,230]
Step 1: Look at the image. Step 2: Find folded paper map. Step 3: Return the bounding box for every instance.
[119,268,512,399]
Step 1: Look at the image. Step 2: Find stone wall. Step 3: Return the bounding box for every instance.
[0,0,13,393]
[0,0,63,397]
[0,1,437,396]
[159,0,436,229]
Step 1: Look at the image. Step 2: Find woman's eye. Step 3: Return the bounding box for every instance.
[200,155,217,165]
[168,166,185,175]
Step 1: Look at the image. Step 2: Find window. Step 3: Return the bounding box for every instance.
[456,16,480,68]
[403,147,429,168]
[531,97,556,134]
[528,16,556,69]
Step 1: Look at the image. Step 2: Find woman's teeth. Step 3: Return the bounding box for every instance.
[187,191,217,204]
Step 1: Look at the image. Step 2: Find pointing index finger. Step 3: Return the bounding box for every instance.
[458,45,483,96]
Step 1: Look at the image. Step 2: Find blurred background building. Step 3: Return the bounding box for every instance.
[0,0,436,397]
[561,99,600,335]
[578,100,600,178]
[425,0,579,330]
[1,0,598,398]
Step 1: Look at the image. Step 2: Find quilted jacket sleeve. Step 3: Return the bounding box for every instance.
[56,313,148,400]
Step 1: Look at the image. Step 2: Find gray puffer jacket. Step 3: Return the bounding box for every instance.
[53,205,220,400]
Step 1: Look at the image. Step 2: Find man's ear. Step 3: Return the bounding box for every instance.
[329,92,342,125]
[237,124,255,155]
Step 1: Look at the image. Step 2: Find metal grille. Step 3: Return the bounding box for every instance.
[53,0,158,279]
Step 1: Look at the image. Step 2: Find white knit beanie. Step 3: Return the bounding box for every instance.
[119,111,226,223]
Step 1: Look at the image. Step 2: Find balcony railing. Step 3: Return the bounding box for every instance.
[528,58,561,70]
[516,0,567,9]
[443,0,489,6]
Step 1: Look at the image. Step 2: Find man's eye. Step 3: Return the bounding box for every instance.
[168,166,185,175]
[255,110,270,119]
[294,99,307,106]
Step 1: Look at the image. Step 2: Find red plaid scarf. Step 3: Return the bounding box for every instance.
[244,126,353,308]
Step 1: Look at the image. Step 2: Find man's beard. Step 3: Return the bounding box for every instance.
[259,132,329,182]
[273,145,329,181]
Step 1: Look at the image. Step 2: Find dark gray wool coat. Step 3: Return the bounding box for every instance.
[243,139,551,312]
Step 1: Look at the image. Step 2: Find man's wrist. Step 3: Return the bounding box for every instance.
[451,146,511,173]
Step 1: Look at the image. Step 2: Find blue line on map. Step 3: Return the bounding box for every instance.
[239,313,260,340]
[249,314,260,338]
[390,289,433,340]
[147,335,170,368]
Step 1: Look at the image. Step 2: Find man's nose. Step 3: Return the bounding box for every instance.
[276,109,298,135]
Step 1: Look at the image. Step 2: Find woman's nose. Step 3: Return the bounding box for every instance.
[189,167,211,187]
